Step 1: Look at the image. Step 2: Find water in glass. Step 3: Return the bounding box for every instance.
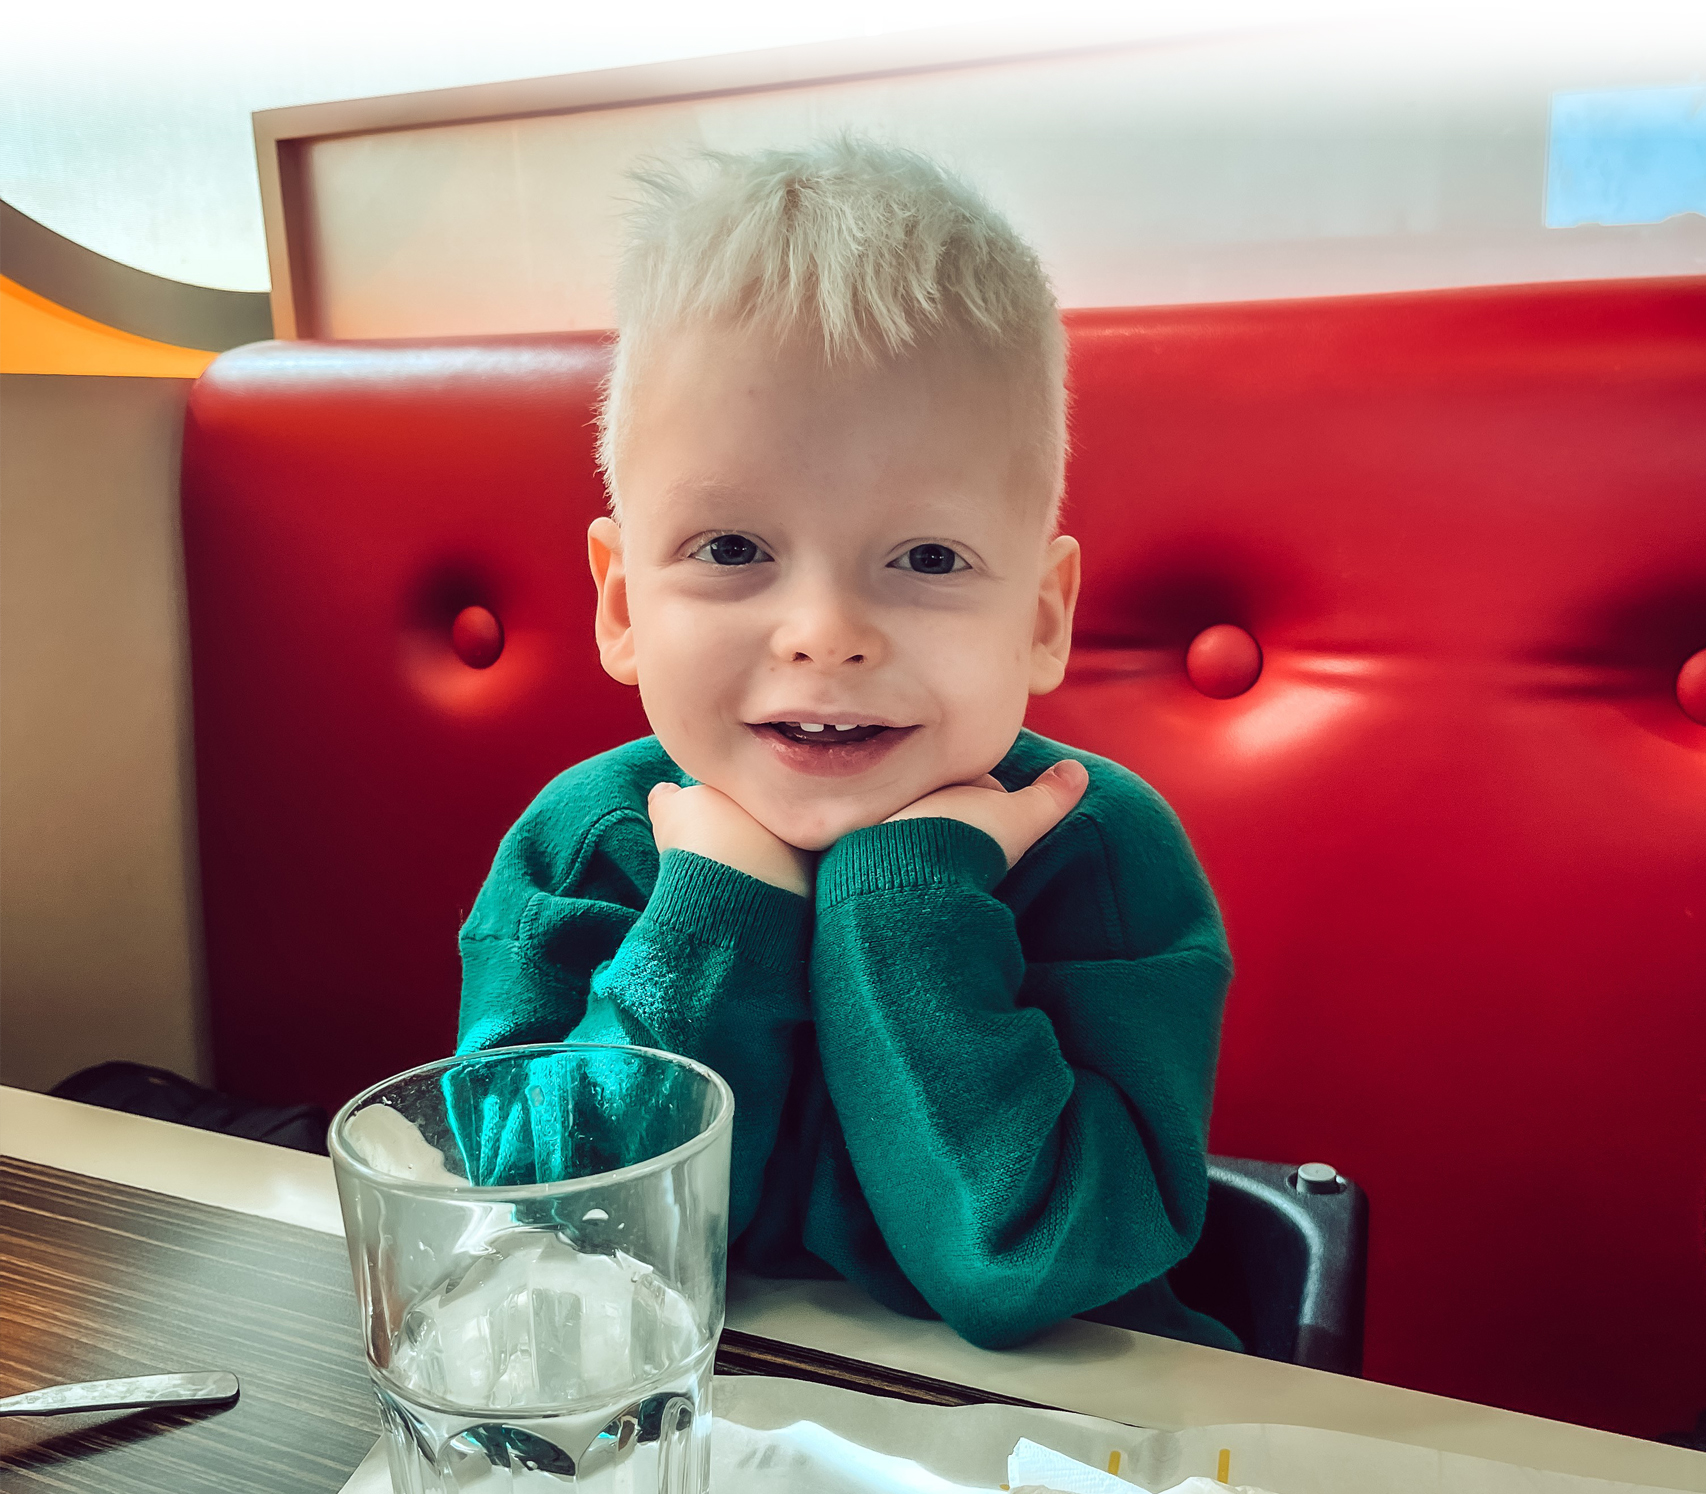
[374,1227,713,1491]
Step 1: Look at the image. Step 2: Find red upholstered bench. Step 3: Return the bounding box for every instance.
[180,277,1706,1436]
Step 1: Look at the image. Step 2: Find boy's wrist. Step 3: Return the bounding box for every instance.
[815,816,1008,908]
[648,781,814,897]
[646,848,811,966]
[683,839,813,899]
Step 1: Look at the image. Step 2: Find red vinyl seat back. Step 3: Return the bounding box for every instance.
[180,279,1706,1436]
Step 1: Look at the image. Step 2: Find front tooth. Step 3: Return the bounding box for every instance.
[798,722,825,733]
[833,724,857,732]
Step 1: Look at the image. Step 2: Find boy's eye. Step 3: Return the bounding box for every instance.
[691,534,771,566]
[890,543,967,575]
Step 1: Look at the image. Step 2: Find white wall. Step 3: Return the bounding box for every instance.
[297,21,1706,340]
[7,5,1701,297]
[0,0,1325,291]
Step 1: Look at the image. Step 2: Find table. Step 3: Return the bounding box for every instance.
[3,1087,1703,1492]
[1,1155,374,1491]
[0,1154,1021,1493]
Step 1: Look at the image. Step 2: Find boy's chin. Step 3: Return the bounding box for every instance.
[752,795,901,854]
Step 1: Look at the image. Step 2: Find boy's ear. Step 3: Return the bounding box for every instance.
[1028,533,1081,697]
[587,517,639,686]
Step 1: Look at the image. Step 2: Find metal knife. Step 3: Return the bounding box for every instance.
[0,1371,240,1416]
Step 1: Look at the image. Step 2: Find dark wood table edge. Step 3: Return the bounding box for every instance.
[2,1155,1040,1419]
[715,1328,1047,1410]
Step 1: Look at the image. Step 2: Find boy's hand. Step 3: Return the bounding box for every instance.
[884,758,1090,870]
[648,782,815,899]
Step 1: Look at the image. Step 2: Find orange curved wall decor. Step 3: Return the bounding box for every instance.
[1,276,216,377]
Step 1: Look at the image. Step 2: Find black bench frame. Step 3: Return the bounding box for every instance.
[1168,1155,1370,1375]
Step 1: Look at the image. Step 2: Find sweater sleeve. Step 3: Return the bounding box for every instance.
[457,790,811,1237]
[573,850,812,1236]
[808,809,1231,1350]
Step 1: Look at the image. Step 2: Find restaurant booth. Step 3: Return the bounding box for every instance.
[181,271,1706,1444]
[3,18,1704,1492]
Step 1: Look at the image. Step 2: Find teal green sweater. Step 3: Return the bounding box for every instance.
[458,730,1238,1353]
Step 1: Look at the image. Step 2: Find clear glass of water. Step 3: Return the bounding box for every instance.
[329,1043,733,1493]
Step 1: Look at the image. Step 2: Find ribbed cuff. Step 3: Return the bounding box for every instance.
[816,816,1008,908]
[642,849,810,970]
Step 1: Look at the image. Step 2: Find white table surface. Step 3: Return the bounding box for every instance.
[4,1085,1702,1490]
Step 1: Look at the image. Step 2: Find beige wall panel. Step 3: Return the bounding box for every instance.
[300,28,1706,341]
[0,373,206,1092]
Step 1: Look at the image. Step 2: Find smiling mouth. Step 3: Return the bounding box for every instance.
[747,719,913,777]
[764,721,893,745]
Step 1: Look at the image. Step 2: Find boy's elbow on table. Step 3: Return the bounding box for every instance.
[920,1268,1143,1353]
[898,1215,1201,1353]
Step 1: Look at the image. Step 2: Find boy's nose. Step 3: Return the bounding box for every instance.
[771,585,884,668]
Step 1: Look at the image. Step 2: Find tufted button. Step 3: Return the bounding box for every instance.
[451,605,505,669]
[1185,624,1262,699]
[1679,649,1706,725]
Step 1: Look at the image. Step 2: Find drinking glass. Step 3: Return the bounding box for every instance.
[329,1043,734,1493]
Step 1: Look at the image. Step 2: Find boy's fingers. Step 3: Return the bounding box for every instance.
[647,783,683,837]
[1046,758,1090,799]
[1012,759,1088,832]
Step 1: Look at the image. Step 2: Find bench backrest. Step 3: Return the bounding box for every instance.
[181,277,1706,1434]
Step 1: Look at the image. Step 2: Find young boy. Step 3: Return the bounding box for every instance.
[457,138,1238,1353]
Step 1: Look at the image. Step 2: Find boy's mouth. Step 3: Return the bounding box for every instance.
[765,721,890,745]
[748,720,914,777]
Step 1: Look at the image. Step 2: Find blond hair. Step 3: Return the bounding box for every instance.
[596,136,1067,519]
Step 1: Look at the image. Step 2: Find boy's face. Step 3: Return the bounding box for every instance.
[589,323,1079,852]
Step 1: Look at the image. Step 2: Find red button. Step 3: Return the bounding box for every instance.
[1186,624,1262,699]
[1678,648,1706,725]
[451,605,504,669]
